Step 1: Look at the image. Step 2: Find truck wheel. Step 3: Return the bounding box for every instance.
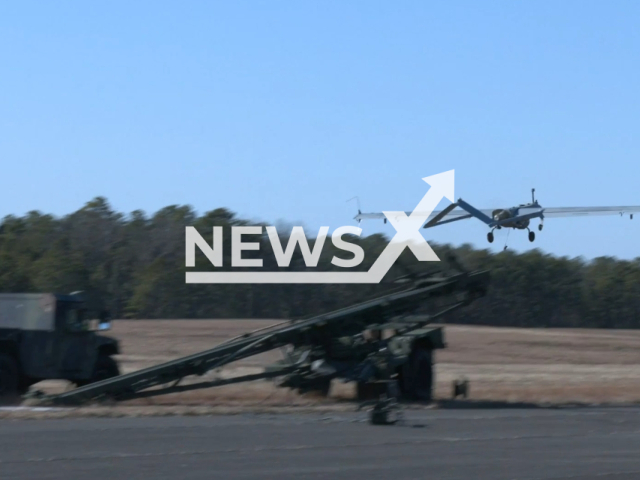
[18,377,35,396]
[0,354,20,405]
[78,355,120,387]
[402,348,434,402]
[94,355,120,382]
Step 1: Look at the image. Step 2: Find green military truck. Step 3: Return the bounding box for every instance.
[0,293,120,403]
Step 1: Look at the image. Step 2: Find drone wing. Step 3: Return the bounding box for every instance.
[354,203,640,227]
[542,206,640,218]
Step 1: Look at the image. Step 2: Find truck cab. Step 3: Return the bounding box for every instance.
[0,293,120,403]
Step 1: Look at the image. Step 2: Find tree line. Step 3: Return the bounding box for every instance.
[1,197,638,328]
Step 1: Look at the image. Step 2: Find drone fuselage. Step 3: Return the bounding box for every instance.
[491,203,540,230]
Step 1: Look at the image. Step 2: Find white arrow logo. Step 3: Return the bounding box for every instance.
[186,170,453,284]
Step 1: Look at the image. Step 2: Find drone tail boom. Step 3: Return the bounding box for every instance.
[457,199,494,225]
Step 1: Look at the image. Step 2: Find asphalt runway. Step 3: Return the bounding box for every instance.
[2,408,640,480]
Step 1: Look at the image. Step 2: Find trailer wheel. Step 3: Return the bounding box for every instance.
[301,378,332,397]
[402,347,434,402]
[0,354,20,405]
[356,381,387,401]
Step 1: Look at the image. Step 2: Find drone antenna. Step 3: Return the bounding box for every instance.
[531,188,536,203]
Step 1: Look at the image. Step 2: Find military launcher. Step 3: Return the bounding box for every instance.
[32,262,489,406]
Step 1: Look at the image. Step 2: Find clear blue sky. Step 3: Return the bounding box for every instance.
[1,1,638,259]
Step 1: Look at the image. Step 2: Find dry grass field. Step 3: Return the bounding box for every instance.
[30,320,640,407]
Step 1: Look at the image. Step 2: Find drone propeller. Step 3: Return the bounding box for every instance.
[347,196,362,225]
